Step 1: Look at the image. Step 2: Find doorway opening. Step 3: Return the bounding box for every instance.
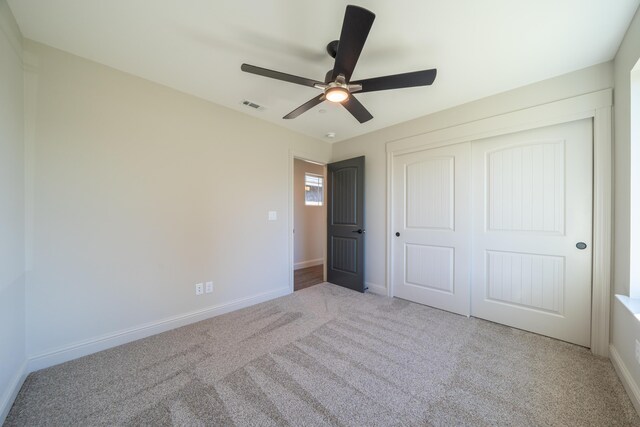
[293,158,327,291]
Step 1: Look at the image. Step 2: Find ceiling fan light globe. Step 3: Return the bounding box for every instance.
[325,87,349,103]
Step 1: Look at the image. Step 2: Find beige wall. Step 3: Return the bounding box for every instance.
[611,5,640,413]
[612,297,640,413]
[614,6,640,296]
[293,159,325,268]
[632,67,640,291]
[332,62,614,291]
[0,0,25,421]
[23,40,331,358]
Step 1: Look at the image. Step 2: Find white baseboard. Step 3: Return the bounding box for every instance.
[294,258,323,270]
[27,286,290,373]
[366,282,387,296]
[610,344,640,416]
[0,359,27,424]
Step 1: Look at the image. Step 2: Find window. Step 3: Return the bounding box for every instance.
[305,173,324,206]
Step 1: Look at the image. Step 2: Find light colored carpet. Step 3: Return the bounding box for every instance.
[5,283,639,426]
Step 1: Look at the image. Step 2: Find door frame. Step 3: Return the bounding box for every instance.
[288,150,329,293]
[386,89,613,357]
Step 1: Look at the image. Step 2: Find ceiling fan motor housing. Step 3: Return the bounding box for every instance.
[326,40,339,59]
[324,69,334,84]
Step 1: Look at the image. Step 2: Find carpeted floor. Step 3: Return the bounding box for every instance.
[5,283,639,426]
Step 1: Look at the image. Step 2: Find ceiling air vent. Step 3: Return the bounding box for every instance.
[241,100,265,111]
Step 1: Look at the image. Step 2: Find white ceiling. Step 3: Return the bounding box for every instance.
[7,1,639,143]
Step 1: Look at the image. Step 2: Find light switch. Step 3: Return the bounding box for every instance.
[268,211,277,221]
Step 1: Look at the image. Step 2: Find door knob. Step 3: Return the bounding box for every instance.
[352,229,365,234]
[395,232,400,237]
[576,242,587,250]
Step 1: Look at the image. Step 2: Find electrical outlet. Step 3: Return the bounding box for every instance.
[205,281,213,293]
[636,340,640,365]
[195,283,204,296]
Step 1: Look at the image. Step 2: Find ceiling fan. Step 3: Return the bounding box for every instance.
[241,5,437,124]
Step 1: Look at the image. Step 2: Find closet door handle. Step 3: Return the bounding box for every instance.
[395,232,400,237]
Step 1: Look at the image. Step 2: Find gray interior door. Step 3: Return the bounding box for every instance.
[327,156,365,292]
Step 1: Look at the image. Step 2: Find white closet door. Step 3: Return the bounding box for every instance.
[471,119,593,347]
[392,142,471,316]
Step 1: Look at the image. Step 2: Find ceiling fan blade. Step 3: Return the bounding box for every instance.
[331,6,375,82]
[241,63,323,88]
[351,69,437,93]
[283,94,325,119]
[342,96,373,123]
